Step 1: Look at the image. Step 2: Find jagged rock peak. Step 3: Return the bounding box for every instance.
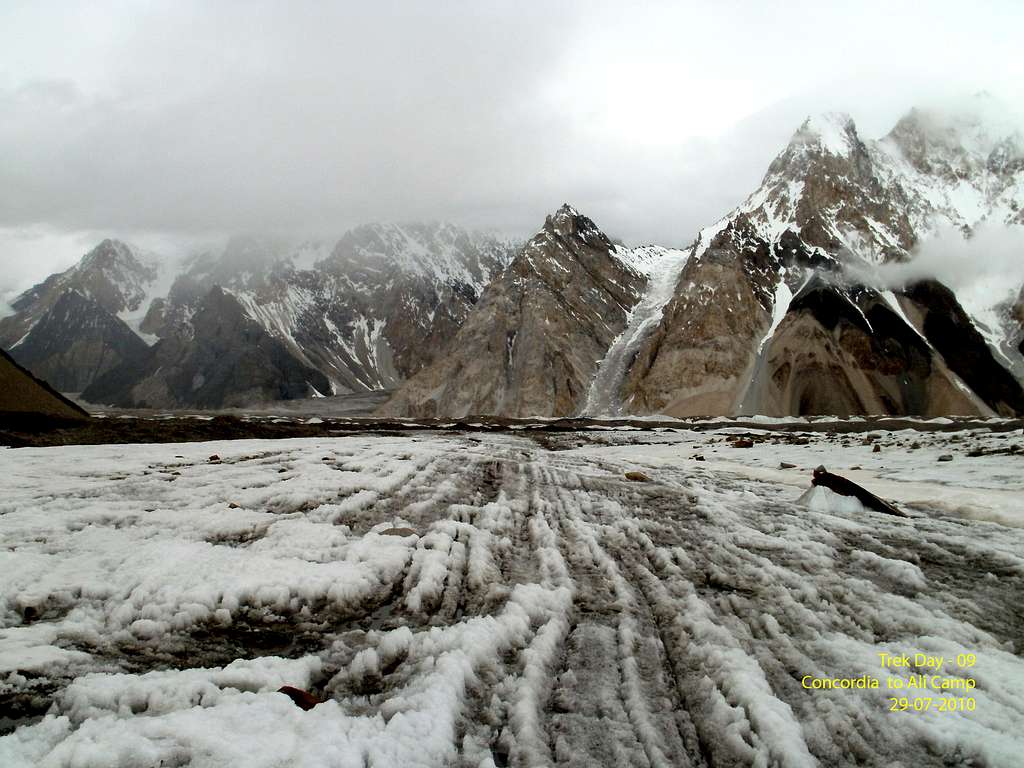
[986,132,1024,175]
[883,95,1023,170]
[788,112,860,158]
[324,221,516,288]
[79,239,153,272]
[762,111,874,192]
[542,204,614,250]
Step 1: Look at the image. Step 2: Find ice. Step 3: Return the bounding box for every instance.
[582,246,690,416]
[2,425,1023,766]
[796,484,867,515]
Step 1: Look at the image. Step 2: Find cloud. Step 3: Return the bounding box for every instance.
[1,0,1023,292]
[847,223,1024,312]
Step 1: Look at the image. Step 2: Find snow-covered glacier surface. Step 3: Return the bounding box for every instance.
[1,425,1023,767]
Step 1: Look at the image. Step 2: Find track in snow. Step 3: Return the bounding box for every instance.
[1,426,1023,767]
[582,248,690,417]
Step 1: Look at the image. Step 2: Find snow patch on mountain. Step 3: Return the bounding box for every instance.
[793,112,858,158]
[583,247,690,416]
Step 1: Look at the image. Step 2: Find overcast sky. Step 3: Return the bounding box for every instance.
[2,0,1022,299]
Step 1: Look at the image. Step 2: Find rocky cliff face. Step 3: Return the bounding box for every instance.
[379,205,646,417]
[1,239,163,350]
[7,289,151,392]
[620,218,776,416]
[744,280,989,417]
[83,287,331,408]
[901,280,1024,415]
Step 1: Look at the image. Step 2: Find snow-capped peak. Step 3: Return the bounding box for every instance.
[326,221,515,291]
[553,202,582,219]
[789,112,859,158]
[77,239,157,275]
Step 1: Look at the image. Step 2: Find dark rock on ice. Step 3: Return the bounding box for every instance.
[277,686,320,711]
[811,465,905,517]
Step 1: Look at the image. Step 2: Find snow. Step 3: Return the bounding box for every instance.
[611,244,676,278]
[287,241,333,272]
[797,112,857,157]
[115,251,179,346]
[880,290,929,345]
[757,271,795,353]
[582,247,690,416]
[796,484,868,515]
[1,425,1023,766]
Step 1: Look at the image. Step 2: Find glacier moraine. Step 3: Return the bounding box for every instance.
[1,423,1023,767]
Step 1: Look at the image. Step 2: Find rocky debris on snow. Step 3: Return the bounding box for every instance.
[1,428,1023,765]
[810,465,905,516]
[380,527,418,537]
[277,686,321,711]
[732,438,755,448]
[937,454,954,462]
[624,471,650,482]
[873,444,882,453]
[780,461,797,469]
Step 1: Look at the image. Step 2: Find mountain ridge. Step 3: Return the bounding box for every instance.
[3,101,1023,416]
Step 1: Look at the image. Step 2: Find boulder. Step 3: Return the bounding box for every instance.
[277,686,320,711]
[810,465,905,517]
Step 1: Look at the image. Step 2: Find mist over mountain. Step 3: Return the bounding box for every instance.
[4,98,1021,418]
[3,0,1022,297]
[384,99,1024,418]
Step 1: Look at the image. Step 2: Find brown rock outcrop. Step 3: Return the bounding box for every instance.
[379,205,645,418]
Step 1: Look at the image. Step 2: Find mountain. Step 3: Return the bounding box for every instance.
[380,205,646,417]
[0,239,166,392]
[1,239,155,341]
[0,347,90,423]
[4,224,517,408]
[6,100,1023,417]
[740,278,1020,417]
[83,286,330,408]
[0,239,168,347]
[4,289,152,392]
[621,101,1024,417]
